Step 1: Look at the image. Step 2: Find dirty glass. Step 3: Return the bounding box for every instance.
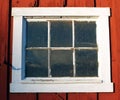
[51,50,73,77]
[25,20,98,78]
[75,50,98,77]
[51,21,72,47]
[26,21,48,47]
[25,50,48,77]
[75,21,97,47]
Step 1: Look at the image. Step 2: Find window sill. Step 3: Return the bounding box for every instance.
[10,82,113,93]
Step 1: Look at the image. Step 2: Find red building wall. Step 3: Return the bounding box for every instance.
[0,0,120,100]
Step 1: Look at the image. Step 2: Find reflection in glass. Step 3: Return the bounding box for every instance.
[26,21,48,47]
[51,50,73,77]
[25,50,48,77]
[75,50,98,77]
[25,20,98,78]
[75,21,96,47]
[51,21,72,47]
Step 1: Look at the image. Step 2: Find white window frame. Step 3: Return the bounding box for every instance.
[10,7,113,93]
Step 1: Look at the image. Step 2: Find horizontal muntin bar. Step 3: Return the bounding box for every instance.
[26,47,98,50]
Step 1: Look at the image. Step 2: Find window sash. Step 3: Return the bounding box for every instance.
[25,19,98,78]
[12,14,111,82]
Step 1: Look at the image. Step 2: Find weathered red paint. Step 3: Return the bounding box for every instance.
[67,0,94,7]
[10,93,36,100]
[68,93,97,100]
[12,0,35,7]
[0,0,10,100]
[96,0,120,100]
[39,93,66,100]
[1,0,120,100]
[39,0,64,7]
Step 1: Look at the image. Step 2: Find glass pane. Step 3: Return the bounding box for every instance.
[25,50,48,77]
[51,50,73,77]
[26,21,48,47]
[51,21,72,47]
[75,21,97,47]
[75,50,98,77]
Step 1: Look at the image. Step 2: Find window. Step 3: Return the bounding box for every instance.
[11,8,113,93]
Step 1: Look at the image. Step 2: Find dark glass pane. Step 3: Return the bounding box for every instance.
[51,21,72,47]
[26,21,48,47]
[25,50,48,77]
[51,50,73,77]
[75,50,98,77]
[75,21,97,47]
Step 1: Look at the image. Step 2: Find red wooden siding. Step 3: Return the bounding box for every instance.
[97,0,120,100]
[0,0,120,100]
[12,0,35,7]
[0,1,10,100]
[67,0,94,7]
[39,0,64,7]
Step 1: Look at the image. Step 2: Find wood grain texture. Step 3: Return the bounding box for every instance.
[0,0,9,66]
[0,0,10,100]
[39,93,66,100]
[0,65,8,100]
[12,0,35,7]
[39,0,64,7]
[10,94,36,100]
[115,2,120,100]
[67,0,94,7]
[68,93,97,100]
[96,0,112,7]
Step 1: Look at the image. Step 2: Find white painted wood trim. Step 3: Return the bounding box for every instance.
[10,83,113,93]
[12,16,23,82]
[12,7,110,16]
[97,16,111,83]
[11,7,113,93]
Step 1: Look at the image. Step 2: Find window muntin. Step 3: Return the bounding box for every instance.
[11,8,113,93]
[25,19,98,78]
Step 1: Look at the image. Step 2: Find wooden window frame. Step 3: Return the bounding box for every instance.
[10,7,113,93]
